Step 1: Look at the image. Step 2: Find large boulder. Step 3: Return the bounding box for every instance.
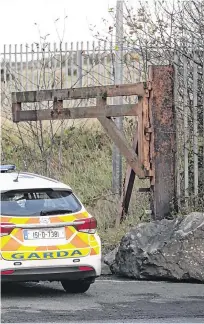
[104,212,204,282]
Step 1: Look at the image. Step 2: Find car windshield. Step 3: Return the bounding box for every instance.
[1,189,82,216]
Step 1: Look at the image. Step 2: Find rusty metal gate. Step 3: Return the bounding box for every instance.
[11,65,176,223]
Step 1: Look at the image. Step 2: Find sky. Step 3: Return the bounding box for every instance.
[0,0,124,50]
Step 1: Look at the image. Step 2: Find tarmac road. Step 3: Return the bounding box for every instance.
[1,276,204,323]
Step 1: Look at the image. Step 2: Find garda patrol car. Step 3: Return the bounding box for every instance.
[0,165,101,293]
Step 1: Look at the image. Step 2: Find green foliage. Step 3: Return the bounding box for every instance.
[2,123,149,252]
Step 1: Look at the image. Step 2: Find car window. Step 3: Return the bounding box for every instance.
[1,189,82,216]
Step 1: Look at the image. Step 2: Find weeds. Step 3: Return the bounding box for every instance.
[1,121,150,253]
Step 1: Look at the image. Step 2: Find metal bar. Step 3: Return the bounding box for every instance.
[148,65,155,192]
[9,44,12,85]
[65,42,68,88]
[36,44,40,89]
[97,97,145,179]
[86,41,90,86]
[183,55,189,206]
[70,42,74,87]
[110,35,114,106]
[59,41,63,89]
[81,41,84,86]
[193,51,198,199]
[31,44,34,91]
[98,116,145,178]
[97,41,101,86]
[47,43,51,89]
[137,111,143,164]
[142,91,150,171]
[12,83,145,103]
[70,42,76,106]
[92,40,96,86]
[104,41,107,86]
[12,103,142,122]
[3,45,7,86]
[53,42,57,88]
[112,0,124,196]
[149,65,176,220]
[173,52,181,210]
[91,41,96,106]
[203,51,204,188]
[14,44,17,91]
[116,123,139,227]
[77,42,82,87]
[20,44,23,90]
[26,44,28,91]
[80,41,84,107]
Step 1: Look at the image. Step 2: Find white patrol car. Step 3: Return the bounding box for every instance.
[0,165,101,293]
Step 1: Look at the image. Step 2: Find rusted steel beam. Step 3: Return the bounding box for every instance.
[136,90,151,173]
[142,91,151,171]
[97,98,146,179]
[12,103,142,123]
[99,116,145,179]
[11,83,145,103]
[116,124,139,227]
[149,65,176,220]
[137,111,143,165]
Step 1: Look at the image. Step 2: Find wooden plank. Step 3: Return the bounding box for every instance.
[12,83,145,103]
[149,65,176,220]
[12,103,142,122]
[97,98,145,179]
[116,124,139,227]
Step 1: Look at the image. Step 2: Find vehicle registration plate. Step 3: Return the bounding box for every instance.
[24,228,65,240]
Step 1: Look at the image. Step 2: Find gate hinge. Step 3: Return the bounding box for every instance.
[147,81,152,90]
[145,127,153,134]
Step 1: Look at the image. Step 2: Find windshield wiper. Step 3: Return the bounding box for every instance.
[40,209,73,216]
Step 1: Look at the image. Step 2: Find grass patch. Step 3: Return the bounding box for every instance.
[1,119,150,253]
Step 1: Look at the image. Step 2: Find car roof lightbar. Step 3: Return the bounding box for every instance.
[0,165,16,173]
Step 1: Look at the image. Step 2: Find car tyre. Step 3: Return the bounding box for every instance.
[61,279,91,293]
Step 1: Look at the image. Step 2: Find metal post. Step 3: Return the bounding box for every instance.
[149,65,176,219]
[112,0,124,196]
[193,51,198,201]
[77,46,83,88]
[183,55,189,207]
[203,51,204,189]
[173,53,181,211]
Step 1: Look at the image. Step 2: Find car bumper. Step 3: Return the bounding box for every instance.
[1,255,101,282]
[1,265,97,282]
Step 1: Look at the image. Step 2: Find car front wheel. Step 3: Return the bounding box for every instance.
[61,279,91,293]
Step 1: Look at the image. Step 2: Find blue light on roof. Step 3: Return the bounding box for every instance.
[0,165,16,172]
